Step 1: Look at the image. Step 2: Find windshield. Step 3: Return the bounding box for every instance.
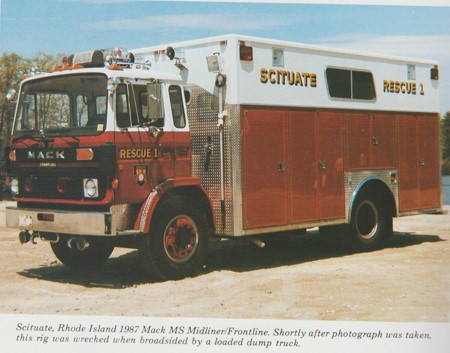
[13,73,108,138]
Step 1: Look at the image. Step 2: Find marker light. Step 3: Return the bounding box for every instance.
[83,178,98,198]
[390,172,397,183]
[112,178,119,190]
[76,148,94,161]
[9,150,16,161]
[431,66,439,80]
[240,45,253,61]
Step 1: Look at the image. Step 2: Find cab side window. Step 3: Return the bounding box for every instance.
[169,85,186,128]
[116,84,132,128]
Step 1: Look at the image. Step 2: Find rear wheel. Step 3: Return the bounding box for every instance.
[138,196,209,280]
[349,194,392,251]
[51,236,114,270]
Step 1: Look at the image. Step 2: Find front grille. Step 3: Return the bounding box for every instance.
[18,174,105,200]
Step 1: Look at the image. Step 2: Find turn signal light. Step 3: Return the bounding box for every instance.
[9,150,16,161]
[390,172,397,183]
[76,148,94,161]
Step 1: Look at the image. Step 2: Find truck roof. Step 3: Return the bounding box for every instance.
[131,33,438,66]
[21,66,183,85]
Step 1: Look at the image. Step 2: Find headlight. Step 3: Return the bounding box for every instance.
[83,178,98,198]
[10,177,19,195]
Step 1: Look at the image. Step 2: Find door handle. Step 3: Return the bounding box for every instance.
[419,157,426,166]
[318,160,326,170]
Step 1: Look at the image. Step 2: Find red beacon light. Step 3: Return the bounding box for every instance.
[239,44,253,61]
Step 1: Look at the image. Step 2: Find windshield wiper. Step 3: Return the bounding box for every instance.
[13,133,42,143]
[13,134,53,146]
[53,133,80,143]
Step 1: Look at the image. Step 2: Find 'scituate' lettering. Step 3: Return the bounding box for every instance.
[260,68,317,88]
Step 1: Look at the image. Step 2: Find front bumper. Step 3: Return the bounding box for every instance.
[6,206,114,236]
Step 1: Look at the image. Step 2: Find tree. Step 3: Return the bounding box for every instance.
[0,52,63,197]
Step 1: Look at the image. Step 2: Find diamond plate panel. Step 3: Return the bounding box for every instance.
[187,84,241,236]
[344,169,399,219]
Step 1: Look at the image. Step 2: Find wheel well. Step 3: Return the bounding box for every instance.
[154,186,215,233]
[350,179,397,222]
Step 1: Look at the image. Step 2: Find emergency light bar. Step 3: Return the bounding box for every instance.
[51,47,136,72]
[73,50,104,68]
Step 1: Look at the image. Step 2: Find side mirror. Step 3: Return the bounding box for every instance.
[107,78,119,95]
[184,89,191,106]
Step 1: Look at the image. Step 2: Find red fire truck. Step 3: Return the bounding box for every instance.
[5,34,442,280]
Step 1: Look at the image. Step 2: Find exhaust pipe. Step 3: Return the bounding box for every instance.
[67,236,89,251]
[67,237,77,249]
[76,236,89,251]
[247,238,266,248]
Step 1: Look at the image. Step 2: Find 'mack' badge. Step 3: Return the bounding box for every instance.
[134,165,148,187]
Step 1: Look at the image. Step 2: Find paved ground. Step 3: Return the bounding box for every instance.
[0,201,449,322]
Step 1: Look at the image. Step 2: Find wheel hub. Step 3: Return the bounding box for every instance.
[355,200,378,239]
[164,216,198,263]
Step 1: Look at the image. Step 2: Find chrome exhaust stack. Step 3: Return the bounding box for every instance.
[247,238,266,248]
[67,236,90,251]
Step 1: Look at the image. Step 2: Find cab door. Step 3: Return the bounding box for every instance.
[114,83,174,204]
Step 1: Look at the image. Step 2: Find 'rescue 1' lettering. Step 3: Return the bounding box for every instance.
[260,68,317,87]
[119,148,159,160]
[383,80,425,95]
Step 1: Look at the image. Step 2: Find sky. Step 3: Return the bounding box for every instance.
[1,0,449,114]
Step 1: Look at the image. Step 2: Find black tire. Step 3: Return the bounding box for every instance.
[51,236,114,270]
[138,195,209,280]
[349,193,392,251]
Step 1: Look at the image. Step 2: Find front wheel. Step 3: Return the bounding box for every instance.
[138,196,209,280]
[349,194,392,251]
[51,236,114,270]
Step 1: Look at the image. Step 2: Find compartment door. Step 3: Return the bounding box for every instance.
[317,111,345,220]
[242,109,289,229]
[399,114,440,211]
[290,111,319,222]
[398,115,419,210]
[417,115,440,209]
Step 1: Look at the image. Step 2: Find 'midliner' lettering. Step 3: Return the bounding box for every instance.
[186,326,269,336]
